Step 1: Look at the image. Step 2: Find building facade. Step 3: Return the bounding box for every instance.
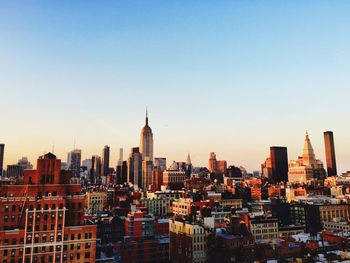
[67,149,81,178]
[324,131,337,176]
[0,143,4,176]
[270,146,288,183]
[140,110,153,162]
[102,145,110,177]
[288,132,326,183]
[0,153,96,263]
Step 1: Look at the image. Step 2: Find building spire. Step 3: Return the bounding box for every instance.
[187,153,191,165]
[146,107,149,126]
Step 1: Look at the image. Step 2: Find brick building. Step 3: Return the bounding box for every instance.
[0,153,96,263]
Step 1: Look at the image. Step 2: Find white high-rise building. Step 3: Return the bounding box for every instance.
[288,132,326,183]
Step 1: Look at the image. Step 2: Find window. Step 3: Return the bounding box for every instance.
[12,205,16,212]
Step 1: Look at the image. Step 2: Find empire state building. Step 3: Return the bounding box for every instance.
[140,110,154,161]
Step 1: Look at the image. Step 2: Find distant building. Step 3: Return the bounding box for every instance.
[151,166,163,191]
[163,170,186,190]
[208,152,227,173]
[288,132,326,183]
[17,156,33,170]
[140,110,153,161]
[250,217,279,242]
[6,157,33,179]
[324,131,337,176]
[127,147,142,187]
[67,148,81,177]
[141,196,171,216]
[102,145,110,177]
[82,158,93,172]
[142,159,154,190]
[118,147,123,166]
[125,210,155,240]
[6,164,23,178]
[172,198,194,216]
[186,153,193,178]
[85,191,107,215]
[154,157,166,171]
[0,143,4,176]
[91,155,102,183]
[270,146,288,183]
[116,160,128,184]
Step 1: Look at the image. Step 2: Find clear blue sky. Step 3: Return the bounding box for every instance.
[1,1,350,172]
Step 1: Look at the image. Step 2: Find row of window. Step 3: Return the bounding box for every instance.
[2,243,92,256]
[2,252,91,263]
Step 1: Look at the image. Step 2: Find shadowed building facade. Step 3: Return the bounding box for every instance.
[324,131,337,176]
[270,146,288,183]
[0,144,4,176]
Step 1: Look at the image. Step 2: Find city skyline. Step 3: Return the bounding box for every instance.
[1,1,350,172]
[1,119,348,173]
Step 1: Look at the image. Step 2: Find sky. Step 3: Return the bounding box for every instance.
[1,1,350,172]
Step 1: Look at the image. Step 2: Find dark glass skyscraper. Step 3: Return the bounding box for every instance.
[324,131,337,176]
[270,146,288,183]
[0,144,4,176]
[102,145,110,177]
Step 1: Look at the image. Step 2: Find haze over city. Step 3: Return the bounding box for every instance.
[1,1,350,171]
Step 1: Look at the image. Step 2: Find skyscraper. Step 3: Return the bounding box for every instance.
[0,144,4,176]
[270,146,288,183]
[324,131,337,176]
[118,147,123,166]
[102,145,110,177]
[67,149,81,177]
[208,152,217,172]
[142,159,154,190]
[91,155,102,183]
[140,109,154,161]
[127,147,142,187]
